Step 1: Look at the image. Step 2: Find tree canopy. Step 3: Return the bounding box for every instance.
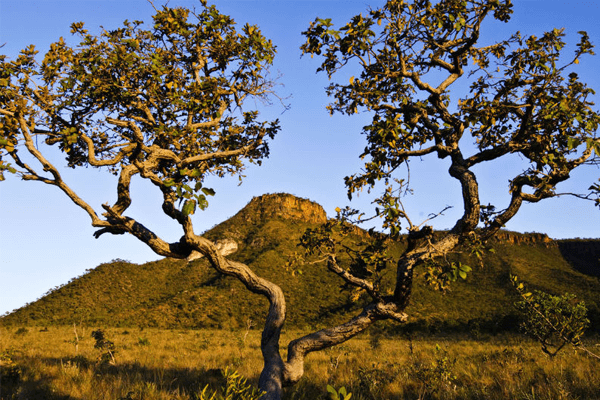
[301,0,600,293]
[0,1,279,246]
[302,0,599,223]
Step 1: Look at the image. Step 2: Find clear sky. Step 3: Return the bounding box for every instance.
[1,0,599,316]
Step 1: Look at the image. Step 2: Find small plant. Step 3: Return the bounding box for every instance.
[137,337,150,346]
[196,368,264,400]
[91,329,116,365]
[410,344,457,400]
[326,385,352,400]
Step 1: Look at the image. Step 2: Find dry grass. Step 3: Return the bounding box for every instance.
[1,326,598,399]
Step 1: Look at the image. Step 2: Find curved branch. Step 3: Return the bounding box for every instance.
[448,157,481,233]
[99,203,190,257]
[187,100,228,131]
[326,255,380,300]
[179,133,265,166]
[106,117,145,144]
[80,132,135,167]
[283,301,406,386]
[465,142,516,167]
[480,145,597,239]
[16,114,108,228]
[113,164,140,215]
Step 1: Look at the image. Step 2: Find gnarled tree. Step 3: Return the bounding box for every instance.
[2,0,600,399]
[0,1,286,397]
[298,0,600,393]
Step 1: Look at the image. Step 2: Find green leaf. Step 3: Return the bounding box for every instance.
[201,187,215,196]
[182,199,196,216]
[567,137,581,150]
[197,194,209,210]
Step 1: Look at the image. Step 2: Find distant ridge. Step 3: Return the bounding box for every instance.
[557,239,600,278]
[2,193,599,333]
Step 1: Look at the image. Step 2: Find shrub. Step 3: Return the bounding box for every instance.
[196,368,264,400]
[91,329,116,365]
[513,276,590,357]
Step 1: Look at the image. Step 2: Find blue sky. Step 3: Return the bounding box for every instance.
[1,0,599,315]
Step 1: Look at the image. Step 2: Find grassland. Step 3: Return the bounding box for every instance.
[1,326,599,399]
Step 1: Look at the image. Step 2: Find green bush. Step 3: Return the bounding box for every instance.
[513,276,589,357]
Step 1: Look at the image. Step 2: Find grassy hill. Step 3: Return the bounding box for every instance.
[2,193,599,333]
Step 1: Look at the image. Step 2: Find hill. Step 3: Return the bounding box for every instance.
[2,193,599,333]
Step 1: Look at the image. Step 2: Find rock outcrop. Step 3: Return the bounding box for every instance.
[491,231,556,247]
[233,193,328,225]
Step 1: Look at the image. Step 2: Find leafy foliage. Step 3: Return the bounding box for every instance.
[326,384,352,400]
[301,0,600,288]
[0,1,280,224]
[512,276,590,357]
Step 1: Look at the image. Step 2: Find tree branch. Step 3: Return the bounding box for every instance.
[16,114,108,228]
[283,301,406,386]
[326,254,380,300]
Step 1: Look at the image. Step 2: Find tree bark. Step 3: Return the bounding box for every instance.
[184,233,288,399]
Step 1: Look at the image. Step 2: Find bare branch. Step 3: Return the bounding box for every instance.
[326,255,380,300]
[16,114,108,228]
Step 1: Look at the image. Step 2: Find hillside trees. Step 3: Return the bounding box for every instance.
[2,1,600,400]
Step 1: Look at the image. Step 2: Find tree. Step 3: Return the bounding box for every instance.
[0,1,286,397]
[512,276,600,360]
[297,0,600,391]
[2,1,600,400]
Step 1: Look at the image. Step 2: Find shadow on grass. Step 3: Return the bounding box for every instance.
[1,364,80,400]
[7,355,254,400]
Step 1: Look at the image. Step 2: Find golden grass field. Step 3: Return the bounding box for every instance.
[1,325,599,399]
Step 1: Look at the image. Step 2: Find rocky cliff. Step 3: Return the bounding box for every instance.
[231,193,328,225]
[491,231,556,247]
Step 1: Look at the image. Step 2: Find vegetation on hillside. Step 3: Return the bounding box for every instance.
[3,194,599,335]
